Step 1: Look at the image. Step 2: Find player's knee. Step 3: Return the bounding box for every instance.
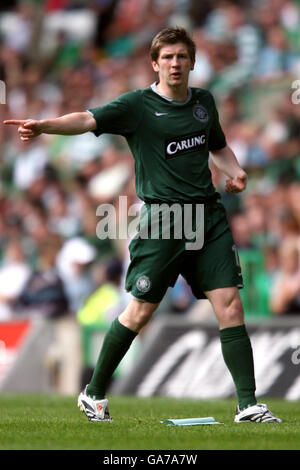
[119,299,159,332]
[134,305,155,329]
[223,294,244,326]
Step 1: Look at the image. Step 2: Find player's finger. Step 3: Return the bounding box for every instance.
[238,174,247,182]
[232,186,243,193]
[234,182,246,191]
[226,182,238,194]
[18,127,34,135]
[23,120,37,128]
[4,120,27,126]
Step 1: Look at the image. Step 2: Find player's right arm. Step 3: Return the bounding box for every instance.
[4,111,97,142]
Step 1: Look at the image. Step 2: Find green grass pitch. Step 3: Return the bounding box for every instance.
[0,394,299,450]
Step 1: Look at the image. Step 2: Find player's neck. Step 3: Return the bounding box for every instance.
[156,82,189,102]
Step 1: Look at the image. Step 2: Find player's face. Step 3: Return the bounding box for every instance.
[152,43,194,90]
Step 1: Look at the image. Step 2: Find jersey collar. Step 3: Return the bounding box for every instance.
[150,82,192,106]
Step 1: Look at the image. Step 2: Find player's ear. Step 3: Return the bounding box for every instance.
[190,59,195,71]
[152,60,159,73]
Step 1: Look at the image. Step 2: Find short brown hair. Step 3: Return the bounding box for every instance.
[150,26,196,64]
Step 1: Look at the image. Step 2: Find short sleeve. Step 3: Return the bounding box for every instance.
[88,90,143,137]
[208,93,227,151]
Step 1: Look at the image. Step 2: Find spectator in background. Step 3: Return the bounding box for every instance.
[12,233,88,396]
[38,236,84,395]
[56,237,97,314]
[12,138,49,191]
[229,212,253,249]
[14,235,69,319]
[47,190,81,238]
[77,257,124,328]
[188,29,214,87]
[270,237,300,315]
[224,2,261,72]
[203,1,261,96]
[251,242,281,316]
[0,239,31,320]
[286,182,300,232]
[255,25,298,79]
[0,1,33,53]
[168,275,195,314]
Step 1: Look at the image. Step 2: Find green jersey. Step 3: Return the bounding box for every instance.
[89,83,226,203]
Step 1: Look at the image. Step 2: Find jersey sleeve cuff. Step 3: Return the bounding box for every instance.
[209,140,227,152]
[86,109,101,136]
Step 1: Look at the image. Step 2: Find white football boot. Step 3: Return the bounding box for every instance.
[234,403,282,423]
[77,385,113,422]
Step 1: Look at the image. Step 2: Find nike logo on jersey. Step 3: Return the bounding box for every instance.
[155,112,168,116]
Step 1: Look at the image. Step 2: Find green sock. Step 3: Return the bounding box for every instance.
[86,318,137,400]
[219,324,257,410]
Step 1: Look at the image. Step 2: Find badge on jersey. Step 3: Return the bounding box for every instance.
[136,275,152,293]
[193,105,209,123]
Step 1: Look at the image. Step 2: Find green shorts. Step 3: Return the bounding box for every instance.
[125,200,243,303]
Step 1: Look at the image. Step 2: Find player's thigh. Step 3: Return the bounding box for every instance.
[181,227,243,299]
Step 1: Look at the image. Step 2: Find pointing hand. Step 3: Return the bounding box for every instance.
[4,119,43,141]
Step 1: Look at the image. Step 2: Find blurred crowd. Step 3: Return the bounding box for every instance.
[0,0,300,332]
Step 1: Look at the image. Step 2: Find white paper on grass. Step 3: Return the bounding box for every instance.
[160,417,223,426]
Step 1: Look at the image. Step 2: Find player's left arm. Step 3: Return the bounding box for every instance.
[210,145,247,194]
